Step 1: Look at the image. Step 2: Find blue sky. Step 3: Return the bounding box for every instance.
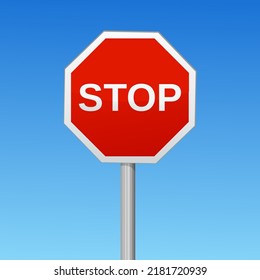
[0,0,259,260]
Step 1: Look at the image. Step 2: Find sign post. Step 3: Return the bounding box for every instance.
[121,163,135,260]
[64,31,196,259]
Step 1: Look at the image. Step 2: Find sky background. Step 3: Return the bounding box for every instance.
[0,0,259,260]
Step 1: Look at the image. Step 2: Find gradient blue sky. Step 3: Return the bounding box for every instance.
[0,0,259,260]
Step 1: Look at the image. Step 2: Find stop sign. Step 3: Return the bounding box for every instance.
[64,32,196,163]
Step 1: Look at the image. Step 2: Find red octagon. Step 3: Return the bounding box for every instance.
[64,32,196,163]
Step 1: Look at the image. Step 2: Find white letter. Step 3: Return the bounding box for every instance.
[79,84,102,112]
[104,84,127,111]
[128,84,155,111]
[159,84,181,111]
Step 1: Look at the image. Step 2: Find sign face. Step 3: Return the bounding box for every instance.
[64,32,196,163]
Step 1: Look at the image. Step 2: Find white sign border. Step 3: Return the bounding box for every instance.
[64,31,196,163]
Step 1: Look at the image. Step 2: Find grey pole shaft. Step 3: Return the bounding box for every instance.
[121,163,135,260]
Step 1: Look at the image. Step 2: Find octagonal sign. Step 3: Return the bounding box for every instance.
[64,31,196,163]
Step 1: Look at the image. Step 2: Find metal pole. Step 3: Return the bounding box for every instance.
[121,163,135,260]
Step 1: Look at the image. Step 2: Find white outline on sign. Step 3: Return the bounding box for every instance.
[64,31,196,163]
